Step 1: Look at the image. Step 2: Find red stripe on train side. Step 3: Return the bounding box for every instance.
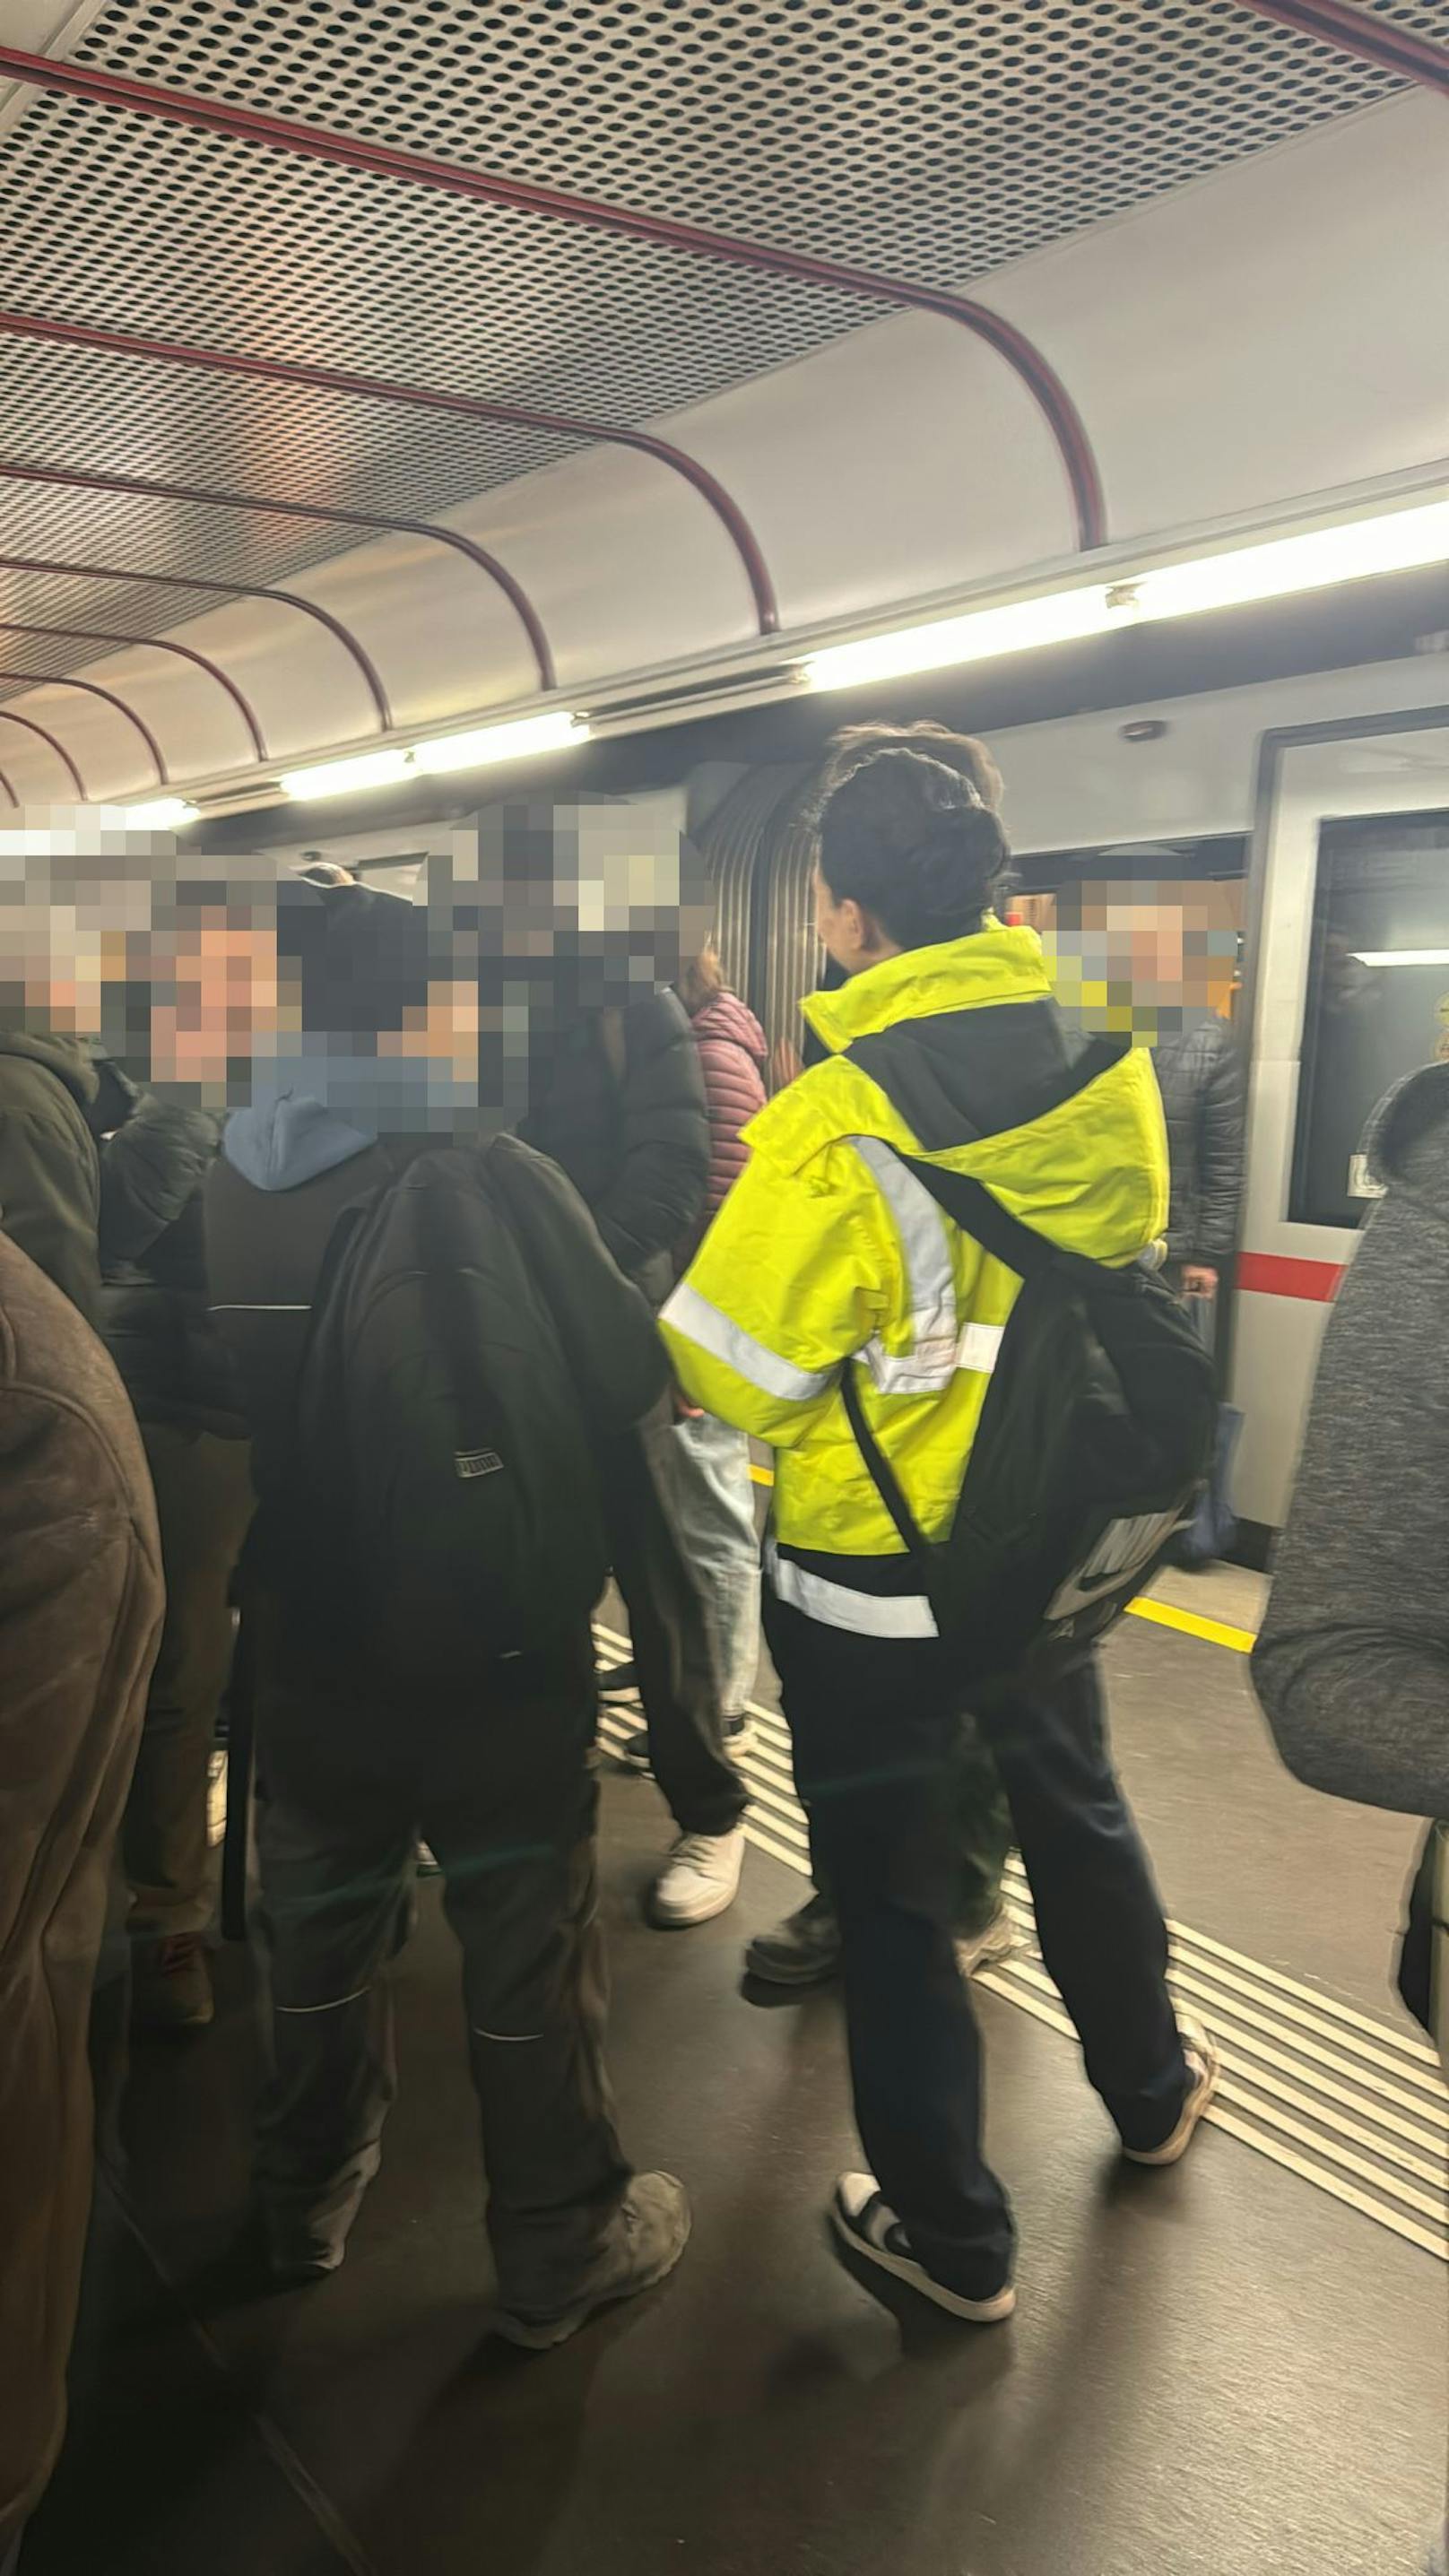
[1236,1253,1345,1302]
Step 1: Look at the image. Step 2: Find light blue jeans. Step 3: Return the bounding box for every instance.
[670,1413,762,1718]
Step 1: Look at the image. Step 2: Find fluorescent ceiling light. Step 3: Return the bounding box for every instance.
[1134,502,1449,620]
[804,589,1129,693]
[803,499,1449,693]
[412,711,589,775]
[281,711,589,800]
[1350,949,1449,967]
[281,748,413,801]
[124,797,200,829]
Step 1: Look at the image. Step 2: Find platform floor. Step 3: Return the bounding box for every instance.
[26,1597,1448,2576]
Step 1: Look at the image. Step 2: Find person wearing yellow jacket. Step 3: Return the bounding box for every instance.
[660,748,1218,2324]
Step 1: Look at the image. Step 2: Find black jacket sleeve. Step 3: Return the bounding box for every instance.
[1193,1023,1245,1265]
[99,1098,219,1271]
[590,992,708,1288]
[488,1132,669,1435]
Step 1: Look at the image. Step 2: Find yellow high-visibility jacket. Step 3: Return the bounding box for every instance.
[659,926,1167,1637]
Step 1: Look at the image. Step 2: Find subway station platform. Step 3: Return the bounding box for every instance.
[27,1575,1446,2576]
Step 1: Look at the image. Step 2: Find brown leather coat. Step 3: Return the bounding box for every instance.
[0,1233,162,2550]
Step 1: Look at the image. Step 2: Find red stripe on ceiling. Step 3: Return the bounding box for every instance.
[1229,0,1449,96]
[0,308,781,643]
[0,45,1106,551]
[1237,1251,1345,1302]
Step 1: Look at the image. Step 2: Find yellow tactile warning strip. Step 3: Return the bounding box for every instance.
[744,1460,1257,1656]
[594,1624,1449,2265]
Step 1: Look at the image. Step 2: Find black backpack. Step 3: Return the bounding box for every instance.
[841,1132,1216,1686]
[285,1141,611,1690]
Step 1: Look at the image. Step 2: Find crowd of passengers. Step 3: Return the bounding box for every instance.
[2,718,1444,2576]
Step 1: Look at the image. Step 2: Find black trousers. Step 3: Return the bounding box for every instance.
[766,1586,1187,2300]
[252,1610,630,2313]
[603,1401,749,1840]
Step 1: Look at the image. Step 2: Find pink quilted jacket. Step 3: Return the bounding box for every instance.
[689,987,768,1230]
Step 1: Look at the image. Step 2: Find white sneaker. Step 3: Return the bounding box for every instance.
[1124,2020,1220,2166]
[649,1827,746,1927]
[831,2173,1016,2324]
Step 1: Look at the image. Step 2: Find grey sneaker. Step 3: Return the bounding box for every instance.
[1124,2021,1221,2166]
[745,1891,842,1987]
[493,2173,691,2348]
[954,1906,1017,1980]
[132,1932,214,2034]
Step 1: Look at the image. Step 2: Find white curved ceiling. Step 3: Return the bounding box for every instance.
[0,0,1445,806]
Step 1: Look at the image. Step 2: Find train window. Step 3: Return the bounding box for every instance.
[1292,811,1449,1231]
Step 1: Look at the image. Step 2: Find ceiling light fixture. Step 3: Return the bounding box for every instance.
[281,711,590,802]
[802,499,1449,693]
[122,796,201,829]
[1350,949,1449,968]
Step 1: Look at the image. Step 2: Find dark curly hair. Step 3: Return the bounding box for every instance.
[815,750,1013,951]
[815,718,1003,814]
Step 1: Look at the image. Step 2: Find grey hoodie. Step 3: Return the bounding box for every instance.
[1253,1062,1449,1817]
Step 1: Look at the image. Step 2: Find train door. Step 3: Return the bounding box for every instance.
[1234,717,1449,1531]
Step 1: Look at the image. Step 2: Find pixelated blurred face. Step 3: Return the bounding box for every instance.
[148,912,280,1089]
[1044,882,1239,1038]
[454,803,713,1116]
[470,805,707,999]
[0,854,135,1037]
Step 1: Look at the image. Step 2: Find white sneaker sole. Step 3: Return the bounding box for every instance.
[1124,2027,1221,2166]
[649,1877,743,1928]
[831,2187,1016,2325]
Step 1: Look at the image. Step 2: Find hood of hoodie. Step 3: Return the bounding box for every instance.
[690,988,767,1062]
[1367,1062,1449,1219]
[0,1025,101,1109]
[221,1092,379,1193]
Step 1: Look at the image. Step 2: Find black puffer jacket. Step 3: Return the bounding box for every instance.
[0,1030,103,1323]
[521,988,708,1305]
[100,1097,247,1436]
[1151,1018,1245,1268]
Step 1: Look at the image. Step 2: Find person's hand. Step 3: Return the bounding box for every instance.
[1182,1263,1219,1298]
[672,1384,705,1423]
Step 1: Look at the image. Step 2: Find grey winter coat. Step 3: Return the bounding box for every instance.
[1152,1018,1245,1268]
[1253,1062,1449,1817]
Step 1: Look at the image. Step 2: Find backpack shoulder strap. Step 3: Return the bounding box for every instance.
[845,1025,1132,1281]
[889,1154,1062,1281]
[839,1362,931,1566]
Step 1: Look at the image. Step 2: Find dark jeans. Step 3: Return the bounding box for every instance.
[124,1423,254,1937]
[603,1399,749,1840]
[252,1611,630,2312]
[766,1587,1188,2301]
[808,1721,1013,1941]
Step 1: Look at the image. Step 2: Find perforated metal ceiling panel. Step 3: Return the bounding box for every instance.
[0,0,1436,700]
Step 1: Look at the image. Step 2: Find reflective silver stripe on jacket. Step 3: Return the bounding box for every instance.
[661,1279,834,1404]
[764,1536,938,1640]
[848,1135,959,1393]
